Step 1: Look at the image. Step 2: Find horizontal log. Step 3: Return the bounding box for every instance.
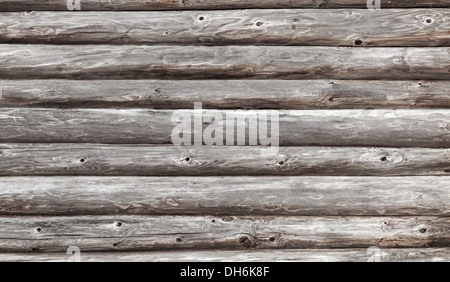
[1,144,449,176]
[1,108,450,147]
[1,176,450,216]
[1,80,450,109]
[0,0,449,11]
[1,248,449,262]
[0,45,449,80]
[1,10,448,46]
[0,216,448,252]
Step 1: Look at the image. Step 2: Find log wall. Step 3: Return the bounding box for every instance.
[0,0,449,262]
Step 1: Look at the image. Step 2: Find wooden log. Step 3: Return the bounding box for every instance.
[0,0,449,11]
[0,216,448,252]
[0,144,449,176]
[0,45,449,80]
[1,176,450,216]
[1,108,450,147]
[2,80,450,109]
[1,248,449,262]
[1,10,448,46]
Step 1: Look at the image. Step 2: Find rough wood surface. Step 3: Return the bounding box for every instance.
[1,144,450,176]
[1,248,449,262]
[1,176,450,216]
[1,108,450,147]
[0,0,449,11]
[0,216,448,252]
[1,10,448,46]
[2,79,450,109]
[1,45,449,80]
[1,0,449,262]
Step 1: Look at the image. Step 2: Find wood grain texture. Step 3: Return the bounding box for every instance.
[2,80,450,109]
[1,144,450,176]
[0,0,449,11]
[1,248,449,262]
[0,0,449,262]
[1,10,448,46]
[0,45,449,80]
[0,216,448,252]
[1,108,450,147]
[2,176,450,216]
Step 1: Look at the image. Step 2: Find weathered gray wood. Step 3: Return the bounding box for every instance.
[1,248,449,262]
[2,80,450,109]
[1,10,448,46]
[1,144,450,176]
[0,0,449,11]
[1,108,450,147]
[0,216,447,252]
[1,176,450,216]
[0,45,449,80]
